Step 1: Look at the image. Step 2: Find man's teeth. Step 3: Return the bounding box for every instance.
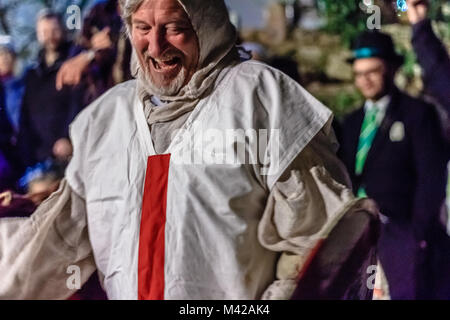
[154,58,178,69]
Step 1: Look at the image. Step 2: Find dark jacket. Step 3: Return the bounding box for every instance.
[412,19,450,141]
[0,85,12,151]
[0,84,21,189]
[17,41,83,170]
[338,87,450,299]
[0,90,14,190]
[412,19,450,111]
[2,74,25,134]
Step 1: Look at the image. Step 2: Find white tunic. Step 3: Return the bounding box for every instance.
[65,60,332,299]
[0,60,366,300]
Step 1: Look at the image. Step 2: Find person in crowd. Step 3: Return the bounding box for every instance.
[16,10,82,172]
[56,0,132,106]
[0,43,25,135]
[338,30,450,299]
[0,42,26,190]
[0,100,14,191]
[0,0,379,300]
[406,0,450,265]
[406,0,450,116]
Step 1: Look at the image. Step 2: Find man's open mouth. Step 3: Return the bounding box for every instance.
[150,57,182,72]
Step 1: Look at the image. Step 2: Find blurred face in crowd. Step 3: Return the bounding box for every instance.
[36,17,64,51]
[0,50,15,77]
[353,57,391,101]
[130,0,200,95]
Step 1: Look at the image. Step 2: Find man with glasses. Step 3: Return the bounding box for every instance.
[338,31,450,299]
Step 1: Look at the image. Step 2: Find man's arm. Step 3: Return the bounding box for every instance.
[407,0,450,110]
[56,28,114,91]
[258,128,378,299]
[0,179,96,299]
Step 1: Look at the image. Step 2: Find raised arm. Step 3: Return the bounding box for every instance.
[407,0,450,110]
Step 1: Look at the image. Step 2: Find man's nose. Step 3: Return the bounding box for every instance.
[147,29,167,58]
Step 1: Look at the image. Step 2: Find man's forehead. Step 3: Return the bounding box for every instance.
[37,17,60,26]
[133,0,187,17]
[36,18,62,32]
[353,58,385,70]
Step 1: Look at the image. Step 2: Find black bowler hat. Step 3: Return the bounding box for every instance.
[347,31,404,66]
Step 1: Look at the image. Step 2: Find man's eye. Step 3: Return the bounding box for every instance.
[166,24,189,34]
[166,27,182,34]
[136,25,150,31]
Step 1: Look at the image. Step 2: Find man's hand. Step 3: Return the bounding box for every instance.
[406,0,429,24]
[53,138,73,161]
[91,27,112,51]
[27,181,61,206]
[56,52,92,90]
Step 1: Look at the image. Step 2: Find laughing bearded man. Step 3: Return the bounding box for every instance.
[0,0,379,300]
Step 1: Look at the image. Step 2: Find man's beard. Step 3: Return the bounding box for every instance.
[138,51,189,97]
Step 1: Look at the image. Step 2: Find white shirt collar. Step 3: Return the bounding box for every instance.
[364,95,391,125]
[364,95,391,113]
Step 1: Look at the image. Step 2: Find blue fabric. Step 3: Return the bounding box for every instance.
[0,150,11,191]
[2,75,25,133]
[353,47,380,60]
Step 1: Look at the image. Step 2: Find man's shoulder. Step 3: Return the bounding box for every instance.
[100,79,138,99]
[222,59,331,118]
[71,80,138,130]
[395,90,434,119]
[231,59,270,72]
[228,60,294,84]
[218,60,305,102]
[81,80,137,114]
